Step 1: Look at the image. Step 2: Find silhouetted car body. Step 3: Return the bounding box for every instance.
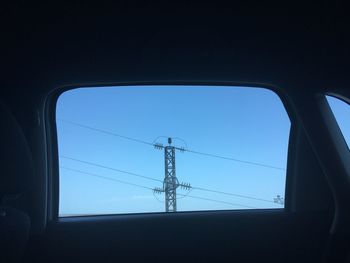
[1,2,349,262]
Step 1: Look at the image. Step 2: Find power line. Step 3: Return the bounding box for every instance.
[57,118,154,146]
[184,149,286,171]
[61,166,254,209]
[153,191,164,203]
[61,155,191,202]
[57,118,286,171]
[60,166,154,190]
[177,188,193,200]
[60,155,162,183]
[60,155,279,205]
[177,193,257,209]
[191,186,278,205]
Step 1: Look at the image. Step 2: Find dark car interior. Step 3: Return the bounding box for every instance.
[1,2,349,262]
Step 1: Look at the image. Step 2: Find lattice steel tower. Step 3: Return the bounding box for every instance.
[163,138,178,212]
[153,137,191,212]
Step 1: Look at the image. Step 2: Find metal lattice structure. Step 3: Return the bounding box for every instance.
[164,144,178,212]
[153,137,191,212]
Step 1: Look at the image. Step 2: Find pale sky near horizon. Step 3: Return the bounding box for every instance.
[55,85,348,216]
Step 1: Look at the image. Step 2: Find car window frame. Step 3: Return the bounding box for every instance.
[325,93,350,151]
[45,82,298,221]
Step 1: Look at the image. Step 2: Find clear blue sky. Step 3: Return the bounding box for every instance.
[57,85,292,216]
[326,95,350,148]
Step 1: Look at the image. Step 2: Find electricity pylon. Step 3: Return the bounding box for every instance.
[153,137,191,212]
[274,195,284,205]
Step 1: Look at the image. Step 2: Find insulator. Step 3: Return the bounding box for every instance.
[154,187,163,194]
[154,143,164,150]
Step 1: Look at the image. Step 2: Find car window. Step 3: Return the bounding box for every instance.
[56,85,290,216]
[326,95,350,148]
